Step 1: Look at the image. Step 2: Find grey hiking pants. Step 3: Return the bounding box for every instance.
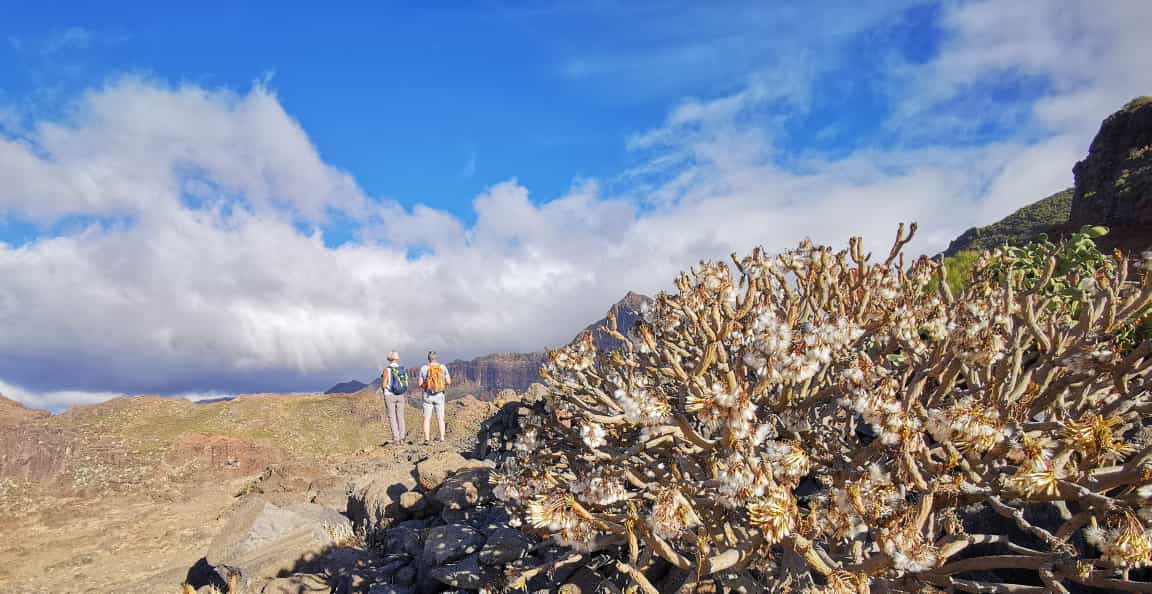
[383,393,407,441]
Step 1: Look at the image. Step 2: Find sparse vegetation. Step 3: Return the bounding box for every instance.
[497,225,1152,592]
[943,188,1073,256]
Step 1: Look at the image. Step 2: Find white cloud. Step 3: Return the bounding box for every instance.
[891,0,1152,144]
[0,378,121,413]
[2,2,1149,409]
[556,0,924,101]
[0,76,367,223]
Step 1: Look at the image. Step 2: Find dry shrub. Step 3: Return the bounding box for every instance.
[495,224,1152,593]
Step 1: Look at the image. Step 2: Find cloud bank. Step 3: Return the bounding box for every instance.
[2,0,1150,409]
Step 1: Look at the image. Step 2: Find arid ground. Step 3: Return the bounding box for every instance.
[0,391,495,594]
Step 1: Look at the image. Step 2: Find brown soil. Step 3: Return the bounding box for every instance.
[0,391,496,594]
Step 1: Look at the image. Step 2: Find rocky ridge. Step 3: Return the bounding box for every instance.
[945,96,1152,256]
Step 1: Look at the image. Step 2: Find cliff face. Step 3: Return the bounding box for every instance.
[444,353,544,392]
[1069,96,1152,252]
[941,97,1152,257]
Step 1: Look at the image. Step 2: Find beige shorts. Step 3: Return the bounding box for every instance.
[422,392,445,417]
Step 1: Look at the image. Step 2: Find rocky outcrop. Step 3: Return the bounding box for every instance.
[336,395,609,593]
[355,451,525,592]
[443,353,544,393]
[415,451,488,492]
[205,498,353,590]
[941,97,1152,258]
[573,291,653,353]
[0,394,49,426]
[0,395,67,483]
[177,390,651,593]
[1070,97,1152,244]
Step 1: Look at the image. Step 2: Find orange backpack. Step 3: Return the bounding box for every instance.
[424,364,447,393]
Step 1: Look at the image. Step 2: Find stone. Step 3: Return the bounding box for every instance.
[393,518,431,531]
[422,525,485,567]
[399,491,428,517]
[440,506,489,527]
[260,573,331,594]
[206,497,352,587]
[378,553,412,576]
[307,475,349,511]
[427,554,499,590]
[415,451,488,491]
[394,565,417,586]
[432,468,491,510]
[368,584,414,594]
[347,475,413,543]
[560,567,612,594]
[384,525,425,558]
[479,506,512,534]
[479,527,532,566]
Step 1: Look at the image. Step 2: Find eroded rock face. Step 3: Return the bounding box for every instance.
[1070,96,1152,251]
[347,474,415,543]
[206,497,352,588]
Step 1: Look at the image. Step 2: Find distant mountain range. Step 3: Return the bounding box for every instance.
[324,292,654,395]
[945,96,1152,257]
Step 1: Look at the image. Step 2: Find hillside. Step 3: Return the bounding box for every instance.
[942,188,1073,256]
[944,96,1152,256]
[0,390,498,592]
[0,393,49,426]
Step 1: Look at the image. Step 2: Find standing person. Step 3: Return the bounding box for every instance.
[419,351,451,443]
[381,351,410,444]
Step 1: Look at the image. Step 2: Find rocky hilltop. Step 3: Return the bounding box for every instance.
[946,96,1152,255]
[0,393,49,426]
[572,290,652,352]
[1070,96,1152,252]
[326,292,652,396]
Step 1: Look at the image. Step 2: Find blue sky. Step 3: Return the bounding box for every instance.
[2,0,1150,409]
[2,1,952,236]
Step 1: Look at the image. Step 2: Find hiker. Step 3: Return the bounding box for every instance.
[381,351,410,444]
[419,350,451,443]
